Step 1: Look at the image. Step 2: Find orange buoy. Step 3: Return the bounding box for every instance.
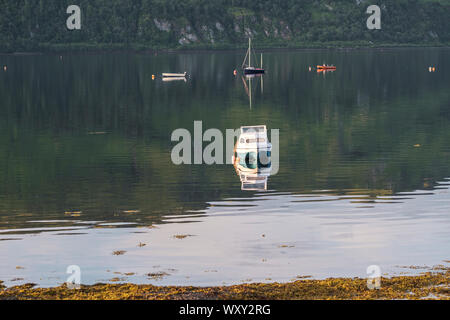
[152,74,155,80]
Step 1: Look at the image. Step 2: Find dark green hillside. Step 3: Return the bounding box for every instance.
[0,0,449,52]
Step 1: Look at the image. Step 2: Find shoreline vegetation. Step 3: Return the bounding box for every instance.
[2,41,450,55]
[3,41,450,54]
[1,268,448,300]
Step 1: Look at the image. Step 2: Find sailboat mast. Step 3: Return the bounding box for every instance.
[242,38,251,69]
[261,54,264,94]
[249,38,251,68]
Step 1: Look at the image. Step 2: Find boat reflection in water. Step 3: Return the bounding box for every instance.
[241,73,263,109]
[162,77,187,82]
[317,68,336,75]
[232,125,272,191]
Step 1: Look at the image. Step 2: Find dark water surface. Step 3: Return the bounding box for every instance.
[0,48,449,287]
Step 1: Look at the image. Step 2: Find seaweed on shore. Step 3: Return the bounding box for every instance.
[0,269,448,300]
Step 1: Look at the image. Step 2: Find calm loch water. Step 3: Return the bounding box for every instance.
[0,48,449,287]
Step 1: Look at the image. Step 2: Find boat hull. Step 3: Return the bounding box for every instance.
[162,72,187,78]
[317,66,336,70]
[244,68,265,75]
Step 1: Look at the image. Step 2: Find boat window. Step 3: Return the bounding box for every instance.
[246,176,266,181]
[238,152,257,169]
[246,138,265,143]
[237,152,269,169]
[242,182,266,191]
[258,151,271,168]
[242,127,265,133]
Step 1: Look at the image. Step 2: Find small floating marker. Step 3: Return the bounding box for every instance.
[65,211,82,217]
[233,69,237,76]
[414,144,421,148]
[123,210,141,214]
[88,131,107,135]
[433,67,436,72]
[3,65,6,71]
[152,74,155,80]
[309,66,312,71]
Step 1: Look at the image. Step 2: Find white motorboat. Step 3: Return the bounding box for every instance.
[232,125,272,191]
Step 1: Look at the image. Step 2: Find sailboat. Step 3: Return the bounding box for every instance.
[242,38,265,75]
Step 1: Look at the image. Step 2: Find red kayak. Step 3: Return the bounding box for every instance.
[317,65,336,70]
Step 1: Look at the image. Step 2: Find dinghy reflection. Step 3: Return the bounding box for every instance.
[232,125,272,191]
[162,77,187,82]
